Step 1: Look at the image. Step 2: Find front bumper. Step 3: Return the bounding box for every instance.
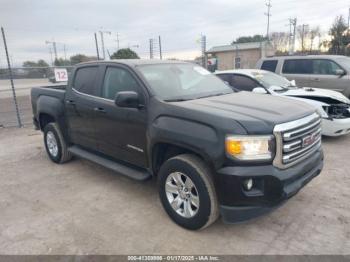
[322,118,350,136]
[215,149,323,223]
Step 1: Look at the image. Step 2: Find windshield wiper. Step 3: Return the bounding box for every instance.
[164,98,191,102]
[196,92,231,99]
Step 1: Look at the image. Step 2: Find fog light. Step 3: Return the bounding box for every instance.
[243,178,253,191]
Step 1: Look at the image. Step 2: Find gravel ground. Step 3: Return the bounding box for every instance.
[0,127,349,255]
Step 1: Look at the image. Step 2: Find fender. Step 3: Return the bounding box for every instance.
[36,95,67,138]
[148,115,224,171]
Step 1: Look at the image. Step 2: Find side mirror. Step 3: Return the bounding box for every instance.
[290,79,296,86]
[252,87,268,94]
[335,69,346,77]
[115,91,142,109]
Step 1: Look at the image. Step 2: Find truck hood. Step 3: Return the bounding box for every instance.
[272,87,350,105]
[173,92,316,134]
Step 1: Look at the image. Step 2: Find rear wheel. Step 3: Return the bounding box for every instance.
[158,154,219,230]
[43,122,72,164]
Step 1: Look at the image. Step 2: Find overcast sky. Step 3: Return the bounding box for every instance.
[0,0,349,66]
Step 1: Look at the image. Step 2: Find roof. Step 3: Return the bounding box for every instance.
[215,69,267,78]
[260,55,347,60]
[78,59,190,67]
[206,41,266,53]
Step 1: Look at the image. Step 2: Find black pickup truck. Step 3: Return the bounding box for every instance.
[31,60,324,230]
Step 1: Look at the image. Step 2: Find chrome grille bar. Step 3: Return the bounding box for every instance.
[273,113,322,169]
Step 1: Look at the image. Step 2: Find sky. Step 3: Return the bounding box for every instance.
[0,0,349,66]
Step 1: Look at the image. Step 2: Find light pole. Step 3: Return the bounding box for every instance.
[99,30,111,60]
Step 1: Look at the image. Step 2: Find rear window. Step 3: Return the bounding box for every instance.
[73,66,99,96]
[261,60,278,72]
[282,59,312,74]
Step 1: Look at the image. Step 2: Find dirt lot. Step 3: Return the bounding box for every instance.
[0,127,349,255]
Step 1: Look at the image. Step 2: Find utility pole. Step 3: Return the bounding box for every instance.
[158,35,162,60]
[99,30,111,60]
[288,18,297,55]
[200,34,207,68]
[149,38,154,59]
[264,0,272,40]
[45,40,58,62]
[1,27,22,127]
[116,33,120,51]
[301,24,308,53]
[348,7,350,30]
[94,33,100,60]
[63,44,67,64]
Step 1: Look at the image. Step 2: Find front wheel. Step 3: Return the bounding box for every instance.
[158,154,219,230]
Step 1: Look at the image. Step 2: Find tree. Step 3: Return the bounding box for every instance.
[69,54,96,65]
[309,27,321,52]
[328,15,349,55]
[269,32,289,52]
[54,58,70,66]
[22,59,49,78]
[232,35,267,44]
[110,48,140,59]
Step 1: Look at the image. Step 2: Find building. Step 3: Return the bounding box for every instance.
[206,41,275,71]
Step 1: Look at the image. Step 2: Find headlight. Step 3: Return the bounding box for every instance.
[225,135,274,161]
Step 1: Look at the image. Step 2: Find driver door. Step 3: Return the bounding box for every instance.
[93,64,148,168]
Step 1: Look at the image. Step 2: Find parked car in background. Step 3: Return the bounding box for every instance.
[215,69,350,137]
[31,60,324,230]
[256,55,350,98]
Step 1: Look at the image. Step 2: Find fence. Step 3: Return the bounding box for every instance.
[0,66,72,128]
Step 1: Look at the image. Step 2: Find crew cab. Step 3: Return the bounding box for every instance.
[31,60,324,230]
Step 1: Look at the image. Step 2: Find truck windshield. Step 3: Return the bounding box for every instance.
[137,63,233,101]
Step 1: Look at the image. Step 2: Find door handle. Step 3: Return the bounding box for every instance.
[311,78,320,82]
[93,107,106,113]
[66,100,76,105]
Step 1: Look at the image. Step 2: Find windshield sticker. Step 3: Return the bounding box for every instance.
[194,66,210,75]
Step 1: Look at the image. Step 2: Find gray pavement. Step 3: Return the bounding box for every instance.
[0,127,349,254]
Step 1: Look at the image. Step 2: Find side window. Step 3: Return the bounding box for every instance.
[73,66,98,95]
[216,74,231,85]
[312,59,342,75]
[282,59,312,74]
[261,60,278,72]
[231,75,259,91]
[102,67,141,100]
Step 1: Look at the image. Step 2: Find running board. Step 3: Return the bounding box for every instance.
[68,146,151,181]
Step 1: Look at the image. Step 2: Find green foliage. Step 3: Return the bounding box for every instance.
[69,54,95,65]
[22,59,49,67]
[54,58,70,66]
[328,15,350,55]
[232,35,267,44]
[110,48,140,59]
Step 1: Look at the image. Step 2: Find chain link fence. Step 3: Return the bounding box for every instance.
[0,66,72,128]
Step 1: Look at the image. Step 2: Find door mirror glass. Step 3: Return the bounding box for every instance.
[252,87,268,94]
[335,69,345,76]
[115,91,141,108]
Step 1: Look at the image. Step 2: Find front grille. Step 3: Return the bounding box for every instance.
[273,113,322,169]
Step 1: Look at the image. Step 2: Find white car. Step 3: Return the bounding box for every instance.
[215,69,350,136]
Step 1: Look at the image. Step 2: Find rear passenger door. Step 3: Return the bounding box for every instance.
[65,65,101,149]
[281,59,311,87]
[93,65,148,168]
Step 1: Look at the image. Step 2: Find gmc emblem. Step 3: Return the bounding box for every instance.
[302,133,317,148]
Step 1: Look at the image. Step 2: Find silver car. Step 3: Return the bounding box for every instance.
[256,55,350,98]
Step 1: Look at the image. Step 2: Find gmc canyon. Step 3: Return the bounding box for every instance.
[31,60,324,230]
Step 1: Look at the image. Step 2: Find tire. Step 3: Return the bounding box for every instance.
[158,154,219,230]
[43,122,72,164]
